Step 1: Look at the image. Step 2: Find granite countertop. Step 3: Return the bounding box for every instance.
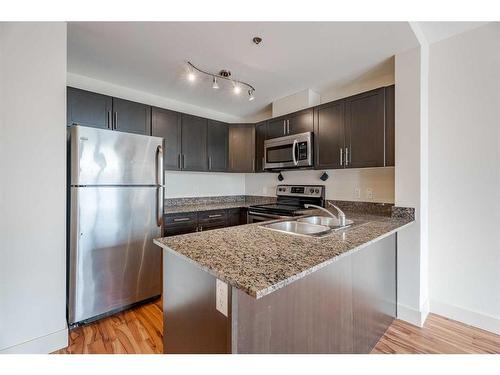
[164,195,277,214]
[154,207,414,299]
[165,201,255,214]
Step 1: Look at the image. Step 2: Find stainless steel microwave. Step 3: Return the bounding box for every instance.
[264,132,313,170]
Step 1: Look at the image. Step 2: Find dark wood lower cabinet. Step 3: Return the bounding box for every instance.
[164,207,246,237]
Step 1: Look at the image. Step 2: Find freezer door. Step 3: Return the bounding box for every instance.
[70,125,163,186]
[69,186,162,324]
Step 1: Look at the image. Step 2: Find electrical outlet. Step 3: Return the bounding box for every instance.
[216,279,228,316]
[366,188,373,200]
[354,188,361,199]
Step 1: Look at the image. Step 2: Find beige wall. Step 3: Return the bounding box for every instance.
[245,168,394,203]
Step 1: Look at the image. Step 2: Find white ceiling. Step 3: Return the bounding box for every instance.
[417,22,489,44]
[68,22,420,118]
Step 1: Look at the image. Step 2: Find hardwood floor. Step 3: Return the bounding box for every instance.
[54,300,500,354]
[54,299,163,354]
[372,313,500,354]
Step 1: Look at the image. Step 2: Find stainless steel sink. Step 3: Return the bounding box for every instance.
[297,216,353,229]
[260,220,332,237]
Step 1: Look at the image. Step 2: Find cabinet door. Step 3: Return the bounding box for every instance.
[112,98,151,135]
[345,88,385,168]
[314,100,345,169]
[226,208,242,227]
[288,108,314,135]
[254,121,267,172]
[267,117,287,139]
[67,87,112,129]
[181,114,208,171]
[152,108,182,170]
[229,124,255,172]
[207,120,228,172]
[384,85,395,167]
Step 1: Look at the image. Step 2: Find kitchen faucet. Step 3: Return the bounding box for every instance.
[304,202,347,227]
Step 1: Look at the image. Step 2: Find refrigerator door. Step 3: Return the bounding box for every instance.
[69,186,163,324]
[70,125,163,186]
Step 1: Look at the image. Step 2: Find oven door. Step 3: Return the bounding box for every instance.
[264,132,313,170]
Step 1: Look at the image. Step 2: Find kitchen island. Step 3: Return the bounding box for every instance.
[154,205,414,354]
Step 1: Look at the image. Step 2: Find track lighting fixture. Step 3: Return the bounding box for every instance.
[212,76,219,89]
[186,61,255,101]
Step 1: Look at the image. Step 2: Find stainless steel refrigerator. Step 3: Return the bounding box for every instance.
[68,125,164,325]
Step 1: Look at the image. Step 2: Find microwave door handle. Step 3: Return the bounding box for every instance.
[292,140,298,166]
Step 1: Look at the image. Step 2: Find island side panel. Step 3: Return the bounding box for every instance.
[163,251,231,354]
[233,234,396,354]
[352,234,397,353]
[233,253,354,353]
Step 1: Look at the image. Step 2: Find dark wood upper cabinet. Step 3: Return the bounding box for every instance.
[266,108,313,139]
[254,121,267,172]
[112,98,151,135]
[152,107,182,171]
[287,108,314,135]
[67,87,112,129]
[385,85,395,167]
[314,100,345,169]
[266,116,287,139]
[181,114,208,171]
[207,120,228,172]
[344,88,386,168]
[229,124,255,173]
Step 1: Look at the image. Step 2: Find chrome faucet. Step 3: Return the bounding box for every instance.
[304,202,347,227]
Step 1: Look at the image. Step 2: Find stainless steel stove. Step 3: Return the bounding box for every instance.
[247,184,325,223]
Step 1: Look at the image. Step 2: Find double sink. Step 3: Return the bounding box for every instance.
[260,216,353,238]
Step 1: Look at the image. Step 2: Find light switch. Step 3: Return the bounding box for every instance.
[216,279,228,317]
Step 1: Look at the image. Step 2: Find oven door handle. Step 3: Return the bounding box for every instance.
[248,211,292,220]
[292,139,298,166]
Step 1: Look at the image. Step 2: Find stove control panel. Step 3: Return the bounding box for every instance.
[276,185,324,198]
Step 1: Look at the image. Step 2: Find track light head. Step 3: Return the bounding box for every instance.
[212,76,219,89]
[248,90,255,101]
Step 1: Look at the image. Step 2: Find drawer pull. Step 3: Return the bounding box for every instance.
[208,214,222,218]
[173,217,191,222]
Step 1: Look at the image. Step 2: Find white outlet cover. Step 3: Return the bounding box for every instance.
[366,188,374,199]
[216,279,228,317]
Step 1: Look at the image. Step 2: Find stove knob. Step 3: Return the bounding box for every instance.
[315,188,320,193]
[309,188,314,193]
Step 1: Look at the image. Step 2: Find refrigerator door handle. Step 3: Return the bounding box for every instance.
[156,145,164,227]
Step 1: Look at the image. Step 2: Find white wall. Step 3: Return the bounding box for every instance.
[245,168,395,203]
[165,171,245,198]
[272,89,320,117]
[428,23,500,334]
[0,23,68,353]
[394,45,429,326]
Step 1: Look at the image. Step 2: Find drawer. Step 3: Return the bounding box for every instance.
[164,223,198,237]
[165,212,198,225]
[198,210,227,223]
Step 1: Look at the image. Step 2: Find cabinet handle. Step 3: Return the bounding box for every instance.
[173,217,190,222]
[178,154,181,169]
[113,112,118,130]
[107,111,111,129]
[208,214,222,218]
[199,225,203,232]
[340,148,343,166]
[181,154,185,169]
[287,120,290,134]
[252,159,255,172]
[345,147,349,166]
[283,120,286,135]
[209,156,212,171]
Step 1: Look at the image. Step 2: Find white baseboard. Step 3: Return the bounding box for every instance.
[0,327,68,354]
[430,300,500,335]
[397,301,429,327]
